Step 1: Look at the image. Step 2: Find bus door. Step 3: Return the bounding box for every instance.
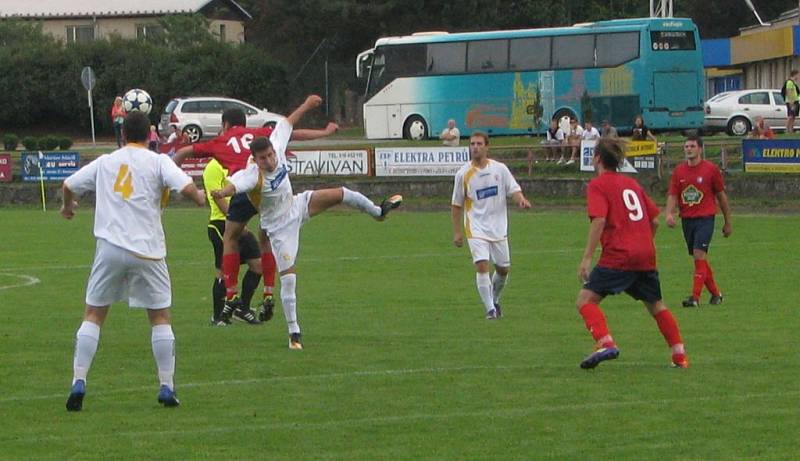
[388,105,403,138]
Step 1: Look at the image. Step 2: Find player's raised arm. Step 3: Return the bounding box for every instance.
[285,95,323,127]
[292,122,339,141]
[172,144,195,166]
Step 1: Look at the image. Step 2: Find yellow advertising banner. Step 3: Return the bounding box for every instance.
[625,141,658,157]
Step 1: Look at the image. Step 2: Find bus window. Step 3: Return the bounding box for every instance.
[552,35,595,69]
[427,42,466,74]
[509,36,551,71]
[467,39,508,73]
[650,30,695,51]
[596,32,640,67]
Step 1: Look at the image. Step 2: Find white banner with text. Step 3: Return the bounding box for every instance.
[375,147,469,176]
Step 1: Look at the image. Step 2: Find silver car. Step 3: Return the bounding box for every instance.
[704,89,799,136]
[159,96,284,142]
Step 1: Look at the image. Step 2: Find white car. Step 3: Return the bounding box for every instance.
[704,89,798,136]
[159,96,284,143]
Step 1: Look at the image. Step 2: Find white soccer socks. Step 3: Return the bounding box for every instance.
[280,273,300,334]
[342,187,381,218]
[492,272,508,304]
[476,272,495,313]
[151,324,175,389]
[73,321,100,384]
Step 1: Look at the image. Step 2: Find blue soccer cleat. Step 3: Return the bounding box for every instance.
[66,379,86,412]
[157,385,180,407]
[580,347,620,369]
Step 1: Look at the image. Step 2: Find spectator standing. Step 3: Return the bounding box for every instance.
[783,70,799,134]
[439,119,461,146]
[631,115,657,142]
[110,96,126,148]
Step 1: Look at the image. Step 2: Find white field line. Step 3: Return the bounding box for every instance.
[0,273,41,290]
[5,385,797,443]
[0,240,780,274]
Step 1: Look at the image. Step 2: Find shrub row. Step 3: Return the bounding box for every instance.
[2,134,72,151]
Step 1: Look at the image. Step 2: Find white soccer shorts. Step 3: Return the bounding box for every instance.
[268,190,313,273]
[467,237,511,267]
[85,238,172,309]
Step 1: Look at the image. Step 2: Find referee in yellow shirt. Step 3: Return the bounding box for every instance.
[203,159,262,325]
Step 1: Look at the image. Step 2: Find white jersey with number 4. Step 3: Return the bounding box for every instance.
[452,159,521,241]
[228,119,295,235]
[64,145,192,259]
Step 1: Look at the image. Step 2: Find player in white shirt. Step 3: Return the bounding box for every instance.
[61,112,206,411]
[213,116,402,350]
[451,132,531,319]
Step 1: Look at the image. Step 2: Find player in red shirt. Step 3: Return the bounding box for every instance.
[173,96,337,322]
[665,136,732,308]
[576,138,688,369]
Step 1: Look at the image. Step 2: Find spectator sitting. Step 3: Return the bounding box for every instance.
[631,115,657,142]
[601,119,618,138]
[582,120,600,141]
[541,118,565,162]
[563,117,584,165]
[439,119,460,146]
[749,116,775,139]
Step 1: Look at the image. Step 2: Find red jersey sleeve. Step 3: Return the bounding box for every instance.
[668,167,680,195]
[587,181,608,219]
[190,140,214,158]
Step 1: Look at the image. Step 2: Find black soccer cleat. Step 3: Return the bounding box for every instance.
[233,307,262,325]
[66,379,86,412]
[378,194,403,220]
[220,296,242,322]
[709,294,724,305]
[258,296,275,322]
[682,297,699,308]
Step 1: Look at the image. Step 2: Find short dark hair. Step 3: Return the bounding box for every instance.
[123,111,150,143]
[250,136,273,154]
[222,107,246,127]
[470,131,489,145]
[685,135,703,148]
[594,137,625,170]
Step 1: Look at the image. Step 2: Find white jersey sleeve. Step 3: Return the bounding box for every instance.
[502,163,521,197]
[64,156,102,195]
[451,166,466,206]
[157,154,193,192]
[271,118,294,163]
[228,162,260,193]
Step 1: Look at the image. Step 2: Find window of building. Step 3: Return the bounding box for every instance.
[66,25,94,44]
[467,39,508,73]
[136,24,165,42]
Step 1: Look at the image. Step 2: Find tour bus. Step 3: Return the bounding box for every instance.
[356,18,704,139]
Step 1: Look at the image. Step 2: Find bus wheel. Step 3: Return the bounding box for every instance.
[727,116,750,136]
[403,115,428,140]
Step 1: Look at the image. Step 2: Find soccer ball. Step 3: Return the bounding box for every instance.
[122,89,153,114]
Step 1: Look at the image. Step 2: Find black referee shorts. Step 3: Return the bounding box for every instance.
[583,266,663,303]
[207,220,261,269]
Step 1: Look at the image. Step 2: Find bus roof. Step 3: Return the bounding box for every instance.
[373,17,695,47]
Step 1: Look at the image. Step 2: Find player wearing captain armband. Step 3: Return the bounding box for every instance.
[212,114,402,350]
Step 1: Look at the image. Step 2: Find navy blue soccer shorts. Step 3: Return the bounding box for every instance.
[583,266,663,303]
[681,216,715,255]
[226,192,258,223]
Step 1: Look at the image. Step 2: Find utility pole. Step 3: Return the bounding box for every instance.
[650,0,673,18]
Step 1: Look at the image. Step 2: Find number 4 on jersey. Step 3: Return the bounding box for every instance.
[114,164,134,199]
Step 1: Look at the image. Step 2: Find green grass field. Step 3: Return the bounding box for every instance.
[1,207,797,460]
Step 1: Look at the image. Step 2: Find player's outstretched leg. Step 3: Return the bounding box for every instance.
[336,187,402,221]
[66,320,101,411]
[577,299,619,369]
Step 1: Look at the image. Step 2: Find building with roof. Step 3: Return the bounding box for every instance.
[702,8,800,97]
[0,0,251,44]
